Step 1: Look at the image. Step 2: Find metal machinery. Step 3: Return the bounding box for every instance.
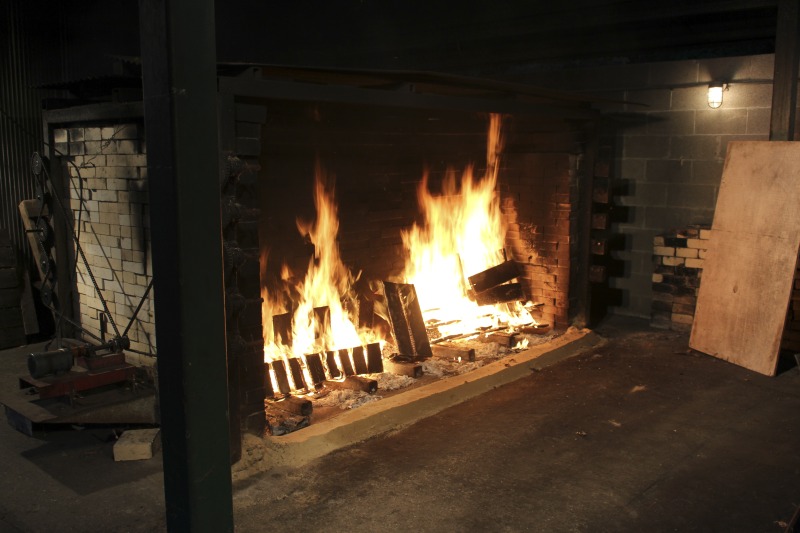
[3,152,153,431]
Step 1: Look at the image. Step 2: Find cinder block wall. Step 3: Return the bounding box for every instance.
[55,123,155,357]
[513,54,781,318]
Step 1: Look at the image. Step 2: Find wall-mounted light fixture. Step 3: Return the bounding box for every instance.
[707,83,727,109]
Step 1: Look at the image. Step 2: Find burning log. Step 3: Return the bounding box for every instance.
[431,342,476,362]
[351,346,369,375]
[330,348,355,376]
[324,376,378,394]
[272,311,293,346]
[520,323,552,335]
[365,343,383,373]
[272,306,330,347]
[478,331,519,347]
[383,356,423,378]
[383,281,432,359]
[474,282,525,306]
[305,353,326,387]
[325,351,342,379]
[287,358,307,391]
[268,360,292,395]
[468,260,520,293]
[266,395,313,417]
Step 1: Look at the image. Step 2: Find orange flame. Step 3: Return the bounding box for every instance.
[400,114,530,337]
[262,164,379,377]
[262,113,532,391]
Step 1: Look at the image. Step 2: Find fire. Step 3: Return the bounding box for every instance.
[262,163,379,391]
[400,114,531,337]
[262,113,533,393]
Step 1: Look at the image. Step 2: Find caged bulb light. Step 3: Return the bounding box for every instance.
[707,83,726,109]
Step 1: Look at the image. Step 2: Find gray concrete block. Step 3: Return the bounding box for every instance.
[645,159,693,183]
[695,108,748,134]
[647,111,696,135]
[691,160,724,185]
[746,108,771,135]
[669,135,719,159]
[666,184,717,209]
[113,428,161,461]
[624,135,670,159]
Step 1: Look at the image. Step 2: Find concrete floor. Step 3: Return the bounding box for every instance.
[1,317,799,532]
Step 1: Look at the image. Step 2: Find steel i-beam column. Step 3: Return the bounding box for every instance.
[139,0,234,531]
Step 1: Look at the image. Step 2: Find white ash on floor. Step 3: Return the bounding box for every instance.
[310,330,560,411]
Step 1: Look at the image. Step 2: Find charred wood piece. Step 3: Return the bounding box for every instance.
[268,360,292,395]
[351,346,369,375]
[383,357,423,378]
[366,343,383,373]
[431,342,476,362]
[332,348,356,376]
[383,281,432,360]
[324,375,378,394]
[468,260,520,293]
[520,323,552,335]
[266,395,313,417]
[479,331,519,347]
[287,358,307,391]
[325,351,342,379]
[474,282,524,306]
[305,353,326,387]
[265,410,309,436]
[272,311,293,346]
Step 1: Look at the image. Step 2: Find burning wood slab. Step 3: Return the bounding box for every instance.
[468,260,520,293]
[478,331,519,347]
[271,306,330,346]
[431,342,476,362]
[383,281,432,360]
[466,260,529,306]
[473,282,524,305]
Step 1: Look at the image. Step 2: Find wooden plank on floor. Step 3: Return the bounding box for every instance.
[690,141,800,376]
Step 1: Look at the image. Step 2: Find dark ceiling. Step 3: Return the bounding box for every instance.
[15,0,780,88]
[216,0,780,77]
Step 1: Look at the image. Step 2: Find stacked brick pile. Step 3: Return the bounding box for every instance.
[54,123,155,358]
[651,225,710,331]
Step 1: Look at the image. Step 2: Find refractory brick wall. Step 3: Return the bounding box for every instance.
[260,102,582,329]
[54,123,155,356]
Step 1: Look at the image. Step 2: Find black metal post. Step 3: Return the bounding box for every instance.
[769,0,800,141]
[138,0,234,531]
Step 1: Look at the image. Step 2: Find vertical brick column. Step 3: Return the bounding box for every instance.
[503,152,578,328]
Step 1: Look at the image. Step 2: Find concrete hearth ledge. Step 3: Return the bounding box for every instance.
[236,327,605,474]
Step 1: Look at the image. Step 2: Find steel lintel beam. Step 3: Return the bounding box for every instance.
[219,76,599,120]
[139,0,234,531]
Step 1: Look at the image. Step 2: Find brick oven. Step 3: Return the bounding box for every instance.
[33,65,604,459]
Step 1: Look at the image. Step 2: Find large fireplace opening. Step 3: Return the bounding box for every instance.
[5,67,600,465]
[233,78,593,438]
